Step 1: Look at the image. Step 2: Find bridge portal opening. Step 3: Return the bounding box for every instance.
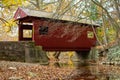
[19,22,33,41]
[23,29,32,38]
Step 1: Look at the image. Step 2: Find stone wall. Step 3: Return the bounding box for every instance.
[0,41,48,63]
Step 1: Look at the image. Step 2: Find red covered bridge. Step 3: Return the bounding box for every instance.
[14,8,99,52]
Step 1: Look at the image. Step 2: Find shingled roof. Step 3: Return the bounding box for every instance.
[14,7,99,26]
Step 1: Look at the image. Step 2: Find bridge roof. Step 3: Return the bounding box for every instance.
[14,7,99,27]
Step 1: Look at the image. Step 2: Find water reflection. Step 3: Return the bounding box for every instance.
[50,61,120,80]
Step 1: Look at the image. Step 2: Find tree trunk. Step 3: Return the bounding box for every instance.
[53,51,61,60]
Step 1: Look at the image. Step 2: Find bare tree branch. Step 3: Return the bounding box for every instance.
[0,17,8,23]
[91,0,120,30]
[114,0,120,20]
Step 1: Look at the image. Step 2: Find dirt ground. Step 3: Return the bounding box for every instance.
[1,61,120,80]
[0,61,74,80]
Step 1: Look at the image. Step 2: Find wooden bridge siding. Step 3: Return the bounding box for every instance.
[33,19,96,51]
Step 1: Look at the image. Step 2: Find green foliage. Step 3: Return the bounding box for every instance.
[106,27,116,42]
[97,27,104,43]
[107,46,120,62]
[89,3,98,21]
[97,26,116,44]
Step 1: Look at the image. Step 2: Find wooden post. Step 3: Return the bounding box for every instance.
[18,22,23,41]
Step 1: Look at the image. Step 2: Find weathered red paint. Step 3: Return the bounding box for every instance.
[14,8,27,20]
[32,19,97,51]
[14,8,99,51]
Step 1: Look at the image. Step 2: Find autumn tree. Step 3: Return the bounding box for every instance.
[0,0,27,40]
[91,0,120,45]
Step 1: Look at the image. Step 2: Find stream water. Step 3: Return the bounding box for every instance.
[51,61,120,80]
